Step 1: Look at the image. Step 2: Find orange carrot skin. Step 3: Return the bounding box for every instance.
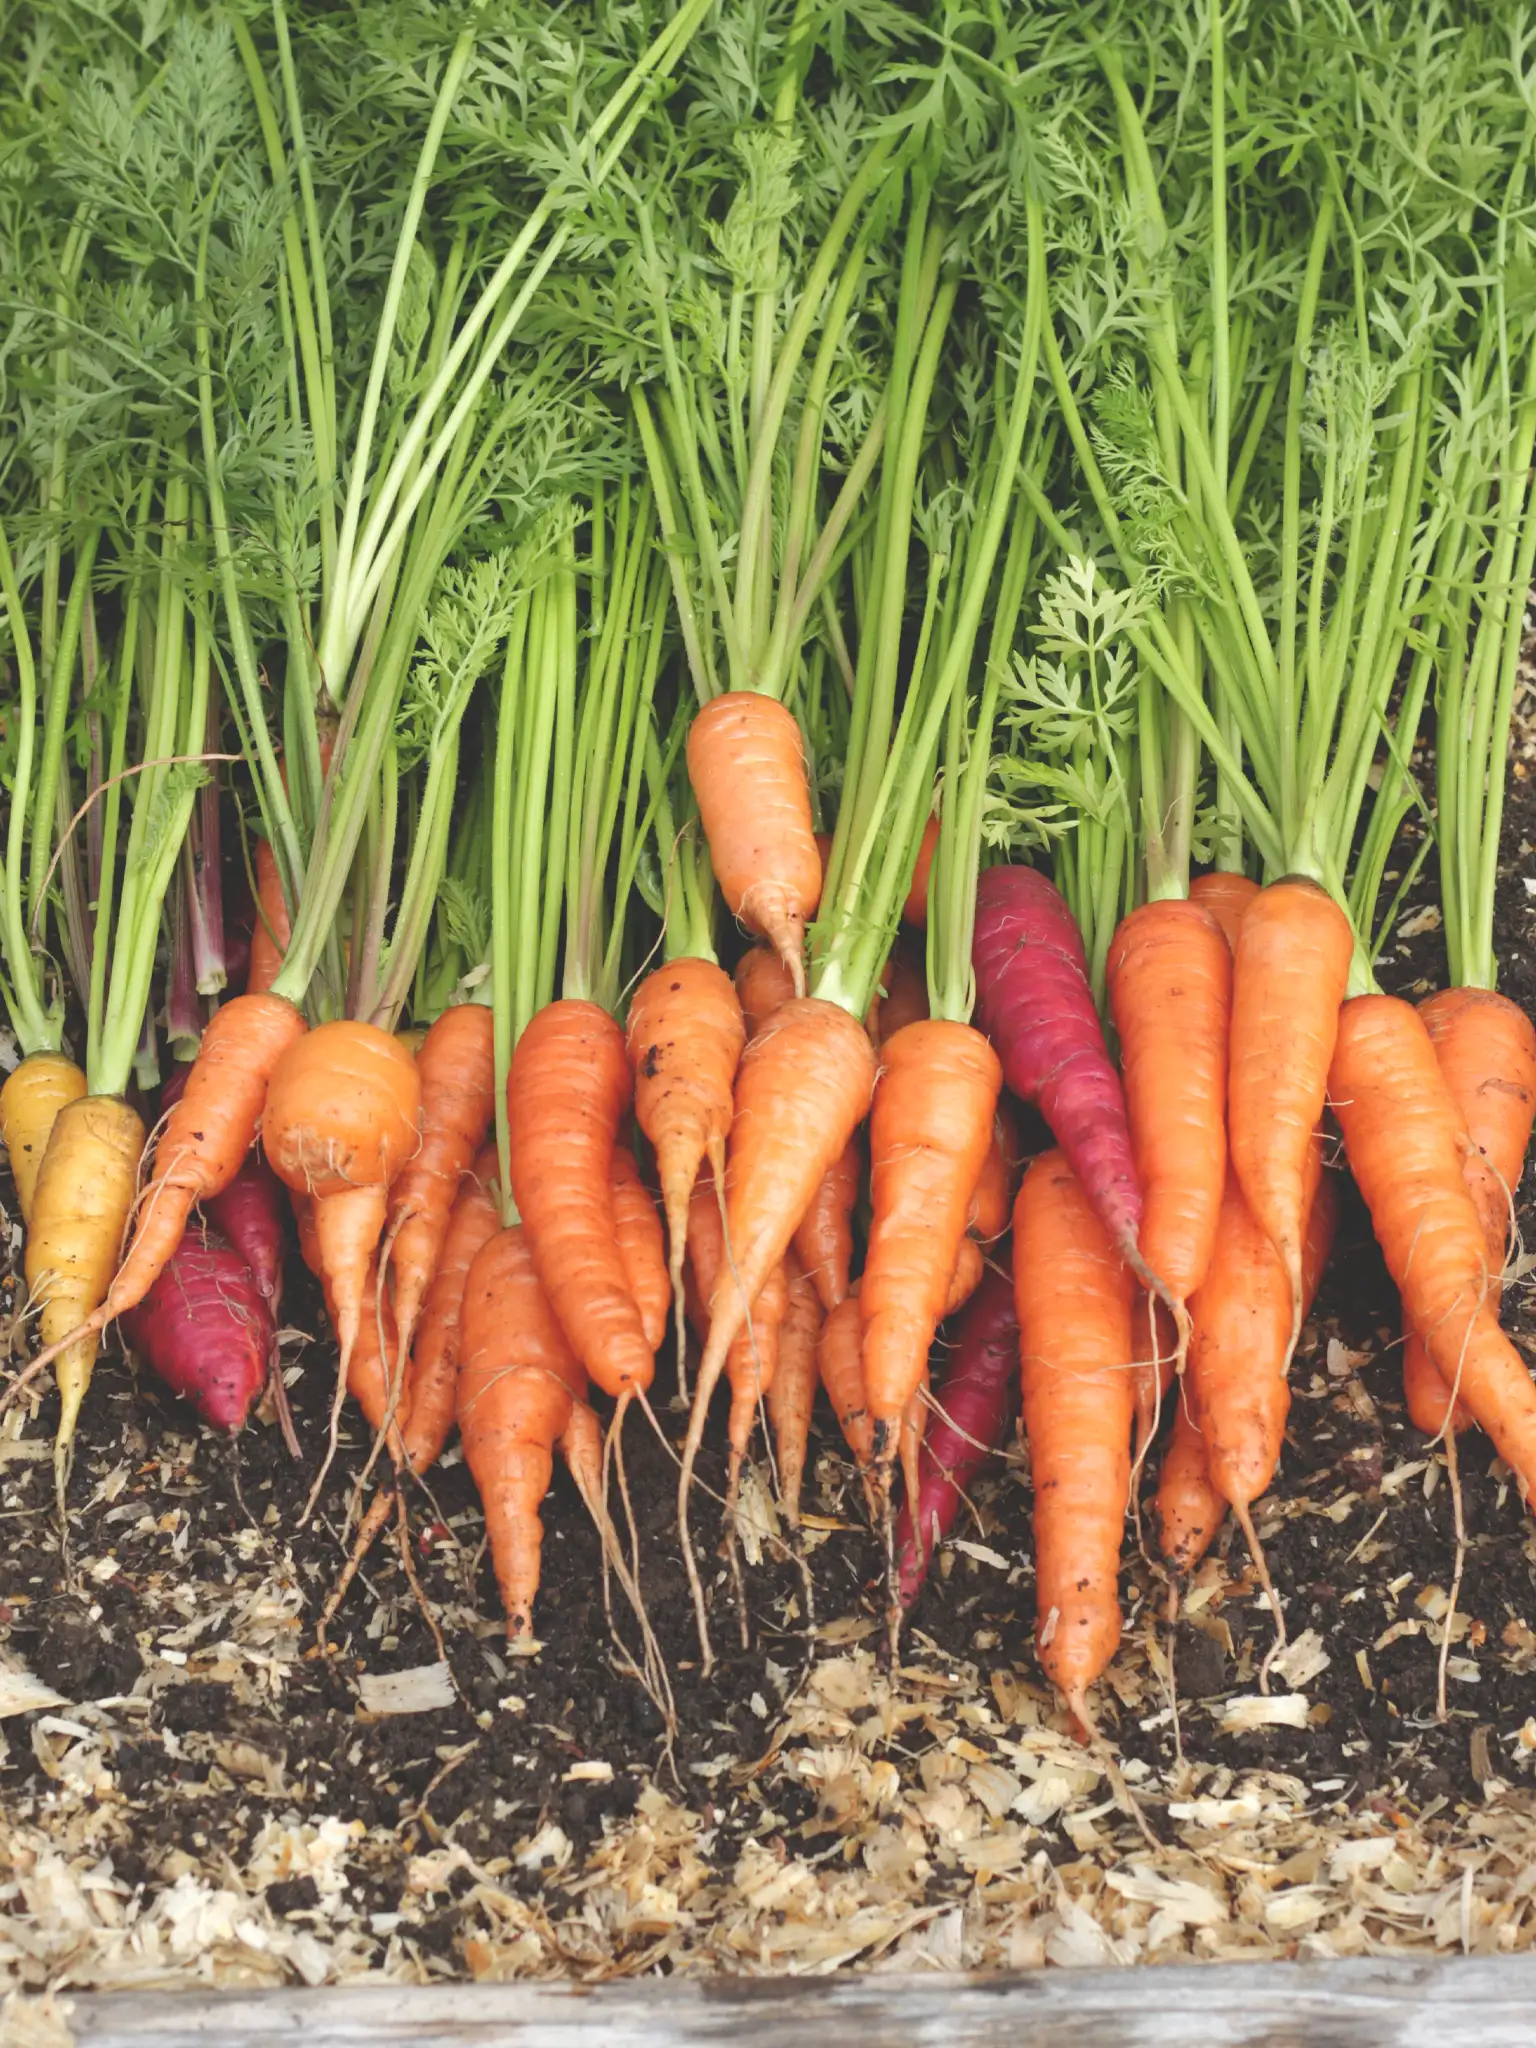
[968,1100,1021,1245]
[626,956,745,1274]
[726,1257,788,1460]
[264,1020,422,1200]
[611,1145,670,1355]
[734,945,797,1040]
[902,814,940,928]
[101,994,308,1329]
[1228,879,1353,1305]
[507,1000,653,1398]
[1013,1150,1136,1715]
[687,693,821,994]
[819,1293,872,1465]
[1189,872,1259,954]
[862,1020,1002,1450]
[944,1235,985,1318]
[700,997,877,1389]
[327,1257,407,1466]
[387,1004,495,1346]
[403,1152,502,1474]
[876,933,930,1046]
[1156,1395,1226,1577]
[246,839,291,996]
[1402,989,1534,1436]
[1192,1155,1337,1511]
[1331,994,1536,1497]
[769,1250,823,1525]
[1108,899,1232,1309]
[457,1225,585,1639]
[792,1138,860,1314]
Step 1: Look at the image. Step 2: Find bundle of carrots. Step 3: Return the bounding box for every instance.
[2,0,1535,1748]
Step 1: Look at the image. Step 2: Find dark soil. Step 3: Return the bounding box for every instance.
[3,726,1536,1969]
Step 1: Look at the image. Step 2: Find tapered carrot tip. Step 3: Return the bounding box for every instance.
[687,692,821,995]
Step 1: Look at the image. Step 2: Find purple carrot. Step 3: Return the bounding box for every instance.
[972,864,1144,1270]
[895,1263,1018,1607]
[121,1233,273,1432]
[160,1063,287,1319]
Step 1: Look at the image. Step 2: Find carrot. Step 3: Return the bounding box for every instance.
[968,1101,1021,1245]
[734,944,797,1039]
[1405,988,1536,1436]
[1189,871,1259,953]
[861,1019,1002,1461]
[1189,1154,1337,1518]
[386,1003,495,1361]
[819,1293,872,1465]
[611,1144,670,1355]
[685,1166,785,1479]
[246,839,291,996]
[1154,1396,1226,1580]
[1012,1149,1136,1728]
[293,1188,322,1277]
[401,1147,502,1475]
[456,1224,585,1640]
[1330,994,1536,1497]
[973,865,1143,1273]
[944,1236,985,1318]
[768,1248,822,1526]
[1107,900,1232,1351]
[793,1137,860,1313]
[876,932,930,1045]
[121,1232,273,1435]
[902,814,941,928]
[1227,878,1353,1331]
[26,1094,147,1457]
[1131,1298,1180,1470]
[0,1053,86,1226]
[263,1020,422,1394]
[204,1150,288,1323]
[687,692,821,996]
[507,1000,652,1399]
[625,956,745,1345]
[25,995,307,1370]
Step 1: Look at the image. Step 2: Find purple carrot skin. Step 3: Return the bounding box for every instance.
[205,1154,287,1321]
[120,1233,273,1433]
[894,1264,1018,1608]
[972,866,1143,1271]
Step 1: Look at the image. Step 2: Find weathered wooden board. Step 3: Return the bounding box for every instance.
[65,1954,1536,2048]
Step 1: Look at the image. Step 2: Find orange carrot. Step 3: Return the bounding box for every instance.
[1227,878,1353,1329]
[792,1137,860,1313]
[1108,900,1231,1343]
[1189,871,1259,953]
[968,1100,1021,1245]
[328,1256,407,1466]
[725,1257,788,1494]
[944,1235,985,1318]
[457,1224,585,1640]
[611,1144,669,1355]
[1013,1149,1136,1727]
[625,956,745,1334]
[246,839,291,996]
[1155,1395,1226,1580]
[902,814,940,928]
[507,1000,652,1399]
[687,692,821,996]
[769,1249,823,1525]
[1331,994,1536,1498]
[734,944,797,1039]
[819,1292,872,1465]
[861,1020,1001,1460]
[1130,1297,1180,1470]
[386,1003,494,1360]
[402,1146,502,1475]
[875,932,930,1045]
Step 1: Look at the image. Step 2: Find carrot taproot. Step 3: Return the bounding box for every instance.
[1107,900,1232,1347]
[205,1152,287,1323]
[973,865,1143,1273]
[725,1257,788,1500]
[1227,878,1353,1332]
[768,1249,822,1526]
[507,1000,652,1399]
[322,1254,406,1465]
[1330,994,1536,1498]
[0,1053,86,1226]
[625,956,745,1348]
[1012,1149,1136,1727]
[944,1235,985,1318]
[263,1020,422,1392]
[861,1019,1002,1462]
[902,814,940,928]
[121,1232,273,1435]
[402,1147,502,1475]
[1189,871,1259,953]
[793,1137,860,1313]
[386,1003,494,1361]
[611,1144,669,1356]
[819,1292,871,1465]
[1155,1396,1225,1580]
[876,932,930,1045]
[246,839,291,996]
[968,1100,1021,1245]
[687,692,821,997]
[456,1223,585,1639]
[734,944,797,1039]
